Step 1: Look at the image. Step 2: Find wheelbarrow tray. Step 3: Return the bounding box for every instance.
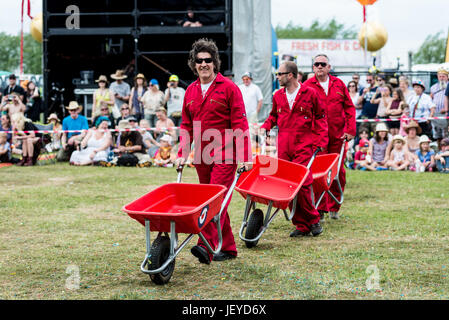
[235,155,309,210]
[310,153,339,195]
[123,183,226,234]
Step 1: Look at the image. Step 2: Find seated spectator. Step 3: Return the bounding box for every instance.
[180,6,203,27]
[0,113,12,144]
[11,112,41,166]
[115,103,131,127]
[112,120,151,167]
[354,128,370,153]
[354,139,373,170]
[92,101,115,129]
[385,88,406,136]
[0,132,11,163]
[386,135,410,171]
[45,113,62,152]
[139,119,160,158]
[404,120,421,161]
[69,117,113,166]
[126,115,139,129]
[1,92,26,117]
[57,101,89,162]
[154,134,175,167]
[154,107,176,141]
[415,135,435,172]
[265,130,277,158]
[368,123,390,170]
[435,138,449,173]
[141,79,165,128]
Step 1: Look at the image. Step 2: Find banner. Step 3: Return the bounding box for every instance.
[277,39,370,68]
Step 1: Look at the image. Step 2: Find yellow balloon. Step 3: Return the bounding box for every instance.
[30,13,43,43]
[358,21,388,52]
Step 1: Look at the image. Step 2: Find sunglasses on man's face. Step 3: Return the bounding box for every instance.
[121,108,129,111]
[314,62,327,67]
[195,58,213,64]
[275,72,290,76]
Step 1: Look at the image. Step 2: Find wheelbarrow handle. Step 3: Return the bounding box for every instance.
[306,147,322,169]
[176,164,184,183]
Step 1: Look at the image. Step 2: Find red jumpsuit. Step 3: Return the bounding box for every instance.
[261,85,328,232]
[303,75,356,213]
[178,72,251,260]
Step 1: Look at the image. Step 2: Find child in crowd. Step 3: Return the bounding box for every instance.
[399,104,410,137]
[415,135,435,172]
[265,130,277,158]
[386,135,410,171]
[435,138,449,173]
[0,132,11,163]
[154,134,175,167]
[353,139,372,170]
[139,119,159,158]
[354,128,370,153]
[45,113,62,152]
[369,123,390,170]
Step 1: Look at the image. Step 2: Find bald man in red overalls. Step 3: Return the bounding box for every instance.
[261,61,328,237]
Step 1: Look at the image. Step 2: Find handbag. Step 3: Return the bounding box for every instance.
[117,153,139,167]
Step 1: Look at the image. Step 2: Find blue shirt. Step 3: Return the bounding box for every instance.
[360,87,379,118]
[416,149,434,163]
[62,115,89,139]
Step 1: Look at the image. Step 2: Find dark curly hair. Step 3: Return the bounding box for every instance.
[188,38,221,76]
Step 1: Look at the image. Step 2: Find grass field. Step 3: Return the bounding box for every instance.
[1,164,448,300]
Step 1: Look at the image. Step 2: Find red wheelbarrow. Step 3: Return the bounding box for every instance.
[122,166,246,285]
[309,141,347,208]
[235,152,319,248]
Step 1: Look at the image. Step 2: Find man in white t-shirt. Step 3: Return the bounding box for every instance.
[238,72,263,125]
[164,74,186,127]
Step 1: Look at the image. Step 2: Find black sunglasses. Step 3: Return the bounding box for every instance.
[195,58,213,64]
[314,62,327,67]
[275,72,290,76]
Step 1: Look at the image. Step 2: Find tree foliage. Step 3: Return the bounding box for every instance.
[413,31,447,64]
[275,18,358,39]
[0,32,42,74]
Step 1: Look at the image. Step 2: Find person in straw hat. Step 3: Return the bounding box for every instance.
[110,70,130,111]
[45,113,63,152]
[386,134,410,171]
[57,101,89,162]
[92,75,115,118]
[129,73,147,122]
[415,135,435,172]
[429,66,449,149]
[404,120,422,156]
[368,122,391,170]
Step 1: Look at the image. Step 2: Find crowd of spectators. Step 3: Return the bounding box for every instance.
[1,63,449,173]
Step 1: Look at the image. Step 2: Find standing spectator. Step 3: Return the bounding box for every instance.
[386,135,410,171]
[11,112,40,166]
[347,80,361,119]
[92,101,115,129]
[303,54,356,220]
[3,74,25,103]
[238,72,263,126]
[352,73,363,91]
[25,81,42,122]
[57,101,89,162]
[0,132,11,163]
[1,92,26,117]
[0,114,12,143]
[371,84,393,120]
[92,75,115,118]
[154,107,176,141]
[115,103,131,127]
[399,77,414,103]
[375,74,386,88]
[164,74,185,127]
[415,135,435,172]
[435,138,449,173]
[69,117,113,166]
[357,73,379,134]
[129,73,147,122]
[408,80,436,138]
[385,88,406,136]
[141,79,165,127]
[368,122,390,170]
[110,70,131,113]
[430,67,448,148]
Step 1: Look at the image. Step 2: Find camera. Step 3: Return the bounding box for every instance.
[7,95,13,102]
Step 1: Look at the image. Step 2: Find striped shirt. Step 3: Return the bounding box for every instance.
[430,82,448,114]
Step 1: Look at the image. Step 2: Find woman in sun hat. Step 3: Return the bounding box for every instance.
[404,120,422,155]
[92,75,115,118]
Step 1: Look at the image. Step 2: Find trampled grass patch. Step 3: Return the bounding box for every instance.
[1,164,448,299]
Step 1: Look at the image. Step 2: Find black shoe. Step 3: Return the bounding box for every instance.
[213,251,236,262]
[290,229,309,237]
[310,222,323,237]
[191,245,211,265]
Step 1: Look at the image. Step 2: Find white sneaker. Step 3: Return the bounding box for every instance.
[330,212,340,220]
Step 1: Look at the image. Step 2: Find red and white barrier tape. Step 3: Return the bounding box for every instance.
[356,116,449,123]
[3,127,179,135]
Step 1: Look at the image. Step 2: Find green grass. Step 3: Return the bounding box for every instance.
[1,164,448,300]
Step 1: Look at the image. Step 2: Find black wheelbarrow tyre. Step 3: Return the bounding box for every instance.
[149,236,175,285]
[245,209,264,248]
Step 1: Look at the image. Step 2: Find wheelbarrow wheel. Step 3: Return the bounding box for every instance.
[148,236,175,285]
[245,209,264,248]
